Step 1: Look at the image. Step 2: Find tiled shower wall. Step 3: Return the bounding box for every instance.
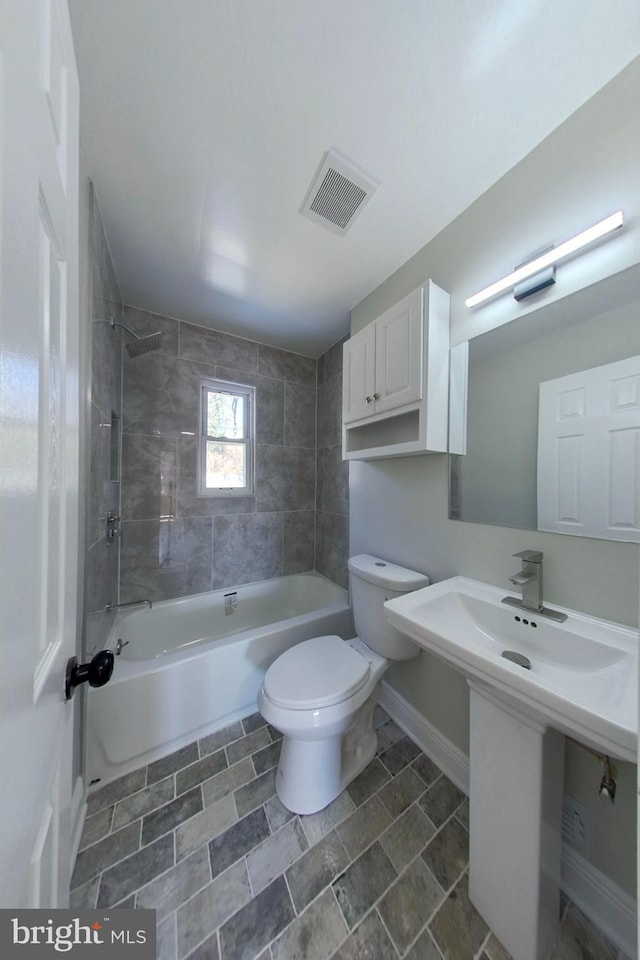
[84,184,124,654]
[316,338,349,589]
[119,308,322,602]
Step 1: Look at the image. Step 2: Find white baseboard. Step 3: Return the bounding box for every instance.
[69,776,87,880]
[561,845,637,959]
[380,681,470,794]
[379,681,637,960]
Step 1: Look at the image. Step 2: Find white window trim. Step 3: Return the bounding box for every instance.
[198,377,255,497]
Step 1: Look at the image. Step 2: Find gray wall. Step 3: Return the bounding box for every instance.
[316,337,349,588]
[119,309,318,602]
[84,183,124,656]
[349,63,639,896]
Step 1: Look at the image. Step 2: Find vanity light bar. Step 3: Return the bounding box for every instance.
[465,210,624,309]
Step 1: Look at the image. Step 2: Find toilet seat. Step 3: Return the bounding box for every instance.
[263,635,370,710]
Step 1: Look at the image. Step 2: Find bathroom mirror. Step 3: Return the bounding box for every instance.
[449,263,640,541]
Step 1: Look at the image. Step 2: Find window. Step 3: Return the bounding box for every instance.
[199,378,255,496]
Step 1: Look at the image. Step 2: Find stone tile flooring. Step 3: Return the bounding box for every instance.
[72,709,628,960]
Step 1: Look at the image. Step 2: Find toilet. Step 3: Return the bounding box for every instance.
[257,554,429,814]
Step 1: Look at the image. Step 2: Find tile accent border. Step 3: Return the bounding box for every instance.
[379,680,637,960]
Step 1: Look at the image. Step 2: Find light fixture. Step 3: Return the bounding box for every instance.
[466,210,624,308]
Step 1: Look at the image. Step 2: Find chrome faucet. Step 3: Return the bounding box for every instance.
[509,550,543,611]
[502,550,567,623]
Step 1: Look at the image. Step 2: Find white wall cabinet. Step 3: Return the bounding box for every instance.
[342,280,450,460]
[343,287,423,423]
[343,323,377,423]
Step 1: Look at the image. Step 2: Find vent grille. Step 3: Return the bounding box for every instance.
[561,795,589,856]
[301,149,378,236]
[310,168,367,229]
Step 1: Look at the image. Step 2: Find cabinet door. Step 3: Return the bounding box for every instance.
[374,287,423,415]
[343,323,376,423]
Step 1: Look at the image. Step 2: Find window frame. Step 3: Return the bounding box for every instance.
[198,377,255,498]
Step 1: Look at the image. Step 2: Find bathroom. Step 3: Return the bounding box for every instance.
[1,3,638,960]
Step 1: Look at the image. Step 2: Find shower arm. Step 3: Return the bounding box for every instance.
[110,317,139,340]
[94,316,163,358]
[95,316,148,341]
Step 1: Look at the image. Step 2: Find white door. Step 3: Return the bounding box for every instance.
[0,0,80,906]
[342,323,376,423]
[537,356,640,540]
[374,286,423,416]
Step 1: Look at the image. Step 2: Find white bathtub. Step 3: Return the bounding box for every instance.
[86,573,352,786]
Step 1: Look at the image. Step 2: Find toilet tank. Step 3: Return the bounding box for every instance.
[348,554,429,661]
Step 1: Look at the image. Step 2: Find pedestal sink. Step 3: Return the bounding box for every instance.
[384,577,638,960]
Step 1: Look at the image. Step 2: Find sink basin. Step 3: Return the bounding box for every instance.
[384,577,638,762]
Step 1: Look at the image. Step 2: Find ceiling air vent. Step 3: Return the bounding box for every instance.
[300,148,379,236]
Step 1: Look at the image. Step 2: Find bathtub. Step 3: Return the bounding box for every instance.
[86,573,352,786]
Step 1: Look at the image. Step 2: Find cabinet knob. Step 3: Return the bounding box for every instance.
[365,396,373,403]
[373,393,380,400]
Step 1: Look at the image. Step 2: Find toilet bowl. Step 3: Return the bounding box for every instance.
[258,555,429,814]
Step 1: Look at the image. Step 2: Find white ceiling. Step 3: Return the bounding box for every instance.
[69,0,640,358]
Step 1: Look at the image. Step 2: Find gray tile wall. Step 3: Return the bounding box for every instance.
[316,338,349,589]
[84,183,124,654]
[119,309,319,602]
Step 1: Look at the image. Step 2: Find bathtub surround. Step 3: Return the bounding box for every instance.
[84,182,124,655]
[316,337,349,589]
[72,709,623,960]
[119,307,349,601]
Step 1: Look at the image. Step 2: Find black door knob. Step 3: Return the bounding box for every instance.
[65,650,114,701]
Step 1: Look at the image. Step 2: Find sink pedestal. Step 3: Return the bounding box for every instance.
[385,576,637,956]
[468,682,565,960]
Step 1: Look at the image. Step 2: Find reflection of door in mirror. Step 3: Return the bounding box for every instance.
[538,355,640,540]
[448,263,640,541]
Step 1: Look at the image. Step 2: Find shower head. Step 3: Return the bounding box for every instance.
[94,317,164,358]
[125,331,163,358]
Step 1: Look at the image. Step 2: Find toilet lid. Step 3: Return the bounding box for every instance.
[263,635,370,710]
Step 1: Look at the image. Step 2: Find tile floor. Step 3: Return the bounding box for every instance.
[72,709,628,960]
